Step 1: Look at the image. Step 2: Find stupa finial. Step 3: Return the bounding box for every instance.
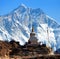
[32,26,34,32]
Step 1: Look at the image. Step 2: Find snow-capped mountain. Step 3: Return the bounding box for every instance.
[0,4,60,51]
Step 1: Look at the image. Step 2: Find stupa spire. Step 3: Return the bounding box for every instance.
[32,26,34,32]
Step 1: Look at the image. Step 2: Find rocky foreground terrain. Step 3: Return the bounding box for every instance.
[0,40,60,59]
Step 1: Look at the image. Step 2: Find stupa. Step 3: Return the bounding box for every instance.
[29,26,38,44]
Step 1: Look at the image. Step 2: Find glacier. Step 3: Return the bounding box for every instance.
[0,4,60,51]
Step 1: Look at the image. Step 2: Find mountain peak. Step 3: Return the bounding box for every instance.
[20,3,27,9]
[0,4,60,51]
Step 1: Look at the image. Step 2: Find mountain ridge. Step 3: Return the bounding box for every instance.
[0,4,60,52]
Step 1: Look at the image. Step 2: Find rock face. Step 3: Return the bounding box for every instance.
[0,40,20,57]
[0,41,11,57]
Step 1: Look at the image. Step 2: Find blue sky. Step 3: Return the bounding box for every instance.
[0,0,60,23]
